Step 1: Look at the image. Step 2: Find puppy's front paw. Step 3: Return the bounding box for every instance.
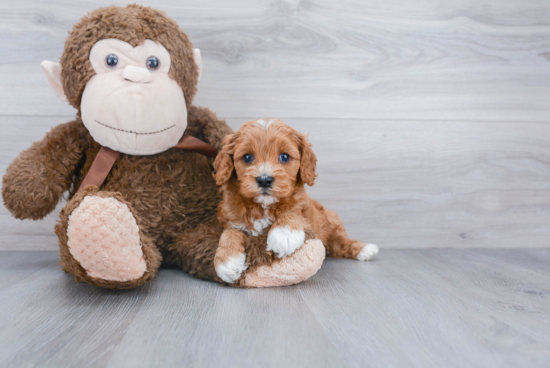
[356,243,379,261]
[267,226,306,258]
[216,253,248,283]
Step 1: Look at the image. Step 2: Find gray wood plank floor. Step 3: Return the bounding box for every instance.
[0,249,549,368]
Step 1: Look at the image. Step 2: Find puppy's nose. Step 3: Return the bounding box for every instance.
[256,175,274,189]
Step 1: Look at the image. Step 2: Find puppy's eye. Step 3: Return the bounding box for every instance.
[279,153,290,163]
[146,56,160,70]
[105,54,118,68]
[242,154,254,163]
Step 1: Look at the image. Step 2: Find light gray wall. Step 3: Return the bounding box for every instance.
[1,0,550,250]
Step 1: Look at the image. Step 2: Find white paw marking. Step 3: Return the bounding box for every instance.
[267,226,305,258]
[216,253,248,283]
[357,243,379,261]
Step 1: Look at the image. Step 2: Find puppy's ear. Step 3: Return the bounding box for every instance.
[295,132,317,186]
[213,133,237,185]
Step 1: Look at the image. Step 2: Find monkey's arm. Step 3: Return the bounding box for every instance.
[186,105,233,150]
[2,121,90,220]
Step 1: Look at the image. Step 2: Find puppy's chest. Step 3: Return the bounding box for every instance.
[231,214,273,236]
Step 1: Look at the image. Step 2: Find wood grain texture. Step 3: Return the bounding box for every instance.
[2,116,550,250]
[1,0,550,120]
[1,1,550,250]
[0,249,549,368]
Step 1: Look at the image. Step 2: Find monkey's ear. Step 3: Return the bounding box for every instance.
[193,49,202,81]
[40,61,67,102]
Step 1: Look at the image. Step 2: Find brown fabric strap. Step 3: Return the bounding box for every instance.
[77,135,219,193]
[173,134,219,158]
[77,146,120,193]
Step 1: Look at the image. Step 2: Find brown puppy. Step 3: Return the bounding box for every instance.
[212,119,378,283]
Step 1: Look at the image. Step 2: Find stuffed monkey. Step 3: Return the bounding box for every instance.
[2,5,325,289]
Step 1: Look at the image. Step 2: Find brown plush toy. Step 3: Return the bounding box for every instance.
[2,5,325,289]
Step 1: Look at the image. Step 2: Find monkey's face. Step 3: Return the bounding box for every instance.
[41,5,202,155]
[79,39,187,155]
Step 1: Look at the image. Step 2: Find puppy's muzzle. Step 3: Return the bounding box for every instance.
[256,175,274,189]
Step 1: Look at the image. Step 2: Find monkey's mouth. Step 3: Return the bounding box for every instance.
[95,120,176,135]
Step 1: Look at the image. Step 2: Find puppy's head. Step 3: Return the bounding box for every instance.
[213,119,317,207]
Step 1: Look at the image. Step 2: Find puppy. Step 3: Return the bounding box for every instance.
[212,119,378,283]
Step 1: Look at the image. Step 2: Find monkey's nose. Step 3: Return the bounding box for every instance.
[123,65,151,83]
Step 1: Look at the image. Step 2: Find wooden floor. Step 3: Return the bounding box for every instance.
[0,249,549,368]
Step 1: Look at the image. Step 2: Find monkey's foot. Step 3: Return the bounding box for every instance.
[67,195,146,281]
[56,188,161,289]
[243,239,325,287]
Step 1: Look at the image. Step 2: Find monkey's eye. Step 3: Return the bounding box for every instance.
[105,54,118,68]
[146,56,160,70]
[279,153,290,163]
[242,154,254,164]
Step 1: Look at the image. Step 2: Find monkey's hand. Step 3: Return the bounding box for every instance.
[186,105,233,150]
[2,121,90,220]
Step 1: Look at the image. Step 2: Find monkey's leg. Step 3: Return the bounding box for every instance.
[164,223,326,288]
[241,233,326,288]
[55,186,161,289]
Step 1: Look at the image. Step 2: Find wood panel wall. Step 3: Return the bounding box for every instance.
[1,0,549,250]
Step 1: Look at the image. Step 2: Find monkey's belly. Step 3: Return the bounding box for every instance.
[96,150,221,247]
